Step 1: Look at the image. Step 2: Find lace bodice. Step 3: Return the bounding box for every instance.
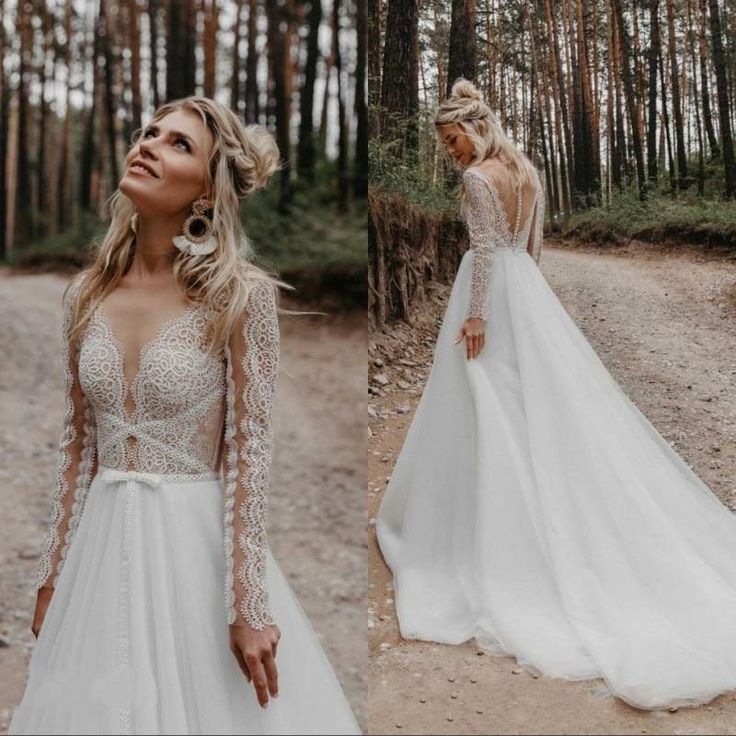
[461,165,545,320]
[34,273,280,630]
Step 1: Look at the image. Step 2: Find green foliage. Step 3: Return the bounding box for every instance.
[370,147,458,216]
[245,159,366,274]
[561,188,736,246]
[6,211,108,271]
[370,103,460,214]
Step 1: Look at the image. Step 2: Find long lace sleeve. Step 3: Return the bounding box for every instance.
[35,275,98,590]
[223,280,280,629]
[462,169,503,321]
[527,184,545,265]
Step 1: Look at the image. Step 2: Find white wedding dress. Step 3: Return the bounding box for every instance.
[377,162,736,711]
[9,274,360,734]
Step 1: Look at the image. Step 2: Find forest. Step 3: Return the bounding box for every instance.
[370,0,736,252]
[0,0,366,302]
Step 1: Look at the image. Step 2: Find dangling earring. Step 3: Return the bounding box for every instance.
[131,212,139,234]
[173,196,218,256]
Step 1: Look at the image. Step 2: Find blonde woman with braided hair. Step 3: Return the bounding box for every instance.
[9,97,359,734]
[377,77,736,711]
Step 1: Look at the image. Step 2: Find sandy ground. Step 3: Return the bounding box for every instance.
[368,241,736,735]
[0,271,366,733]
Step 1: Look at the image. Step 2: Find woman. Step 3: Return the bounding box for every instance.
[9,97,360,734]
[376,78,736,711]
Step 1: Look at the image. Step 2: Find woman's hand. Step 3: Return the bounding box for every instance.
[229,623,281,708]
[455,317,486,359]
[31,586,54,639]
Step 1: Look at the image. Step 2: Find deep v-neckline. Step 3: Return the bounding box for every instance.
[467,167,533,247]
[93,302,200,422]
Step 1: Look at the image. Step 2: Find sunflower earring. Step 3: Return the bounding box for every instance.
[173,196,218,256]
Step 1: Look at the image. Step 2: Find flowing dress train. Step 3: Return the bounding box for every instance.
[377,163,736,711]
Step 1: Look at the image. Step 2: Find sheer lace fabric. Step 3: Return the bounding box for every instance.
[34,274,279,630]
[462,165,545,320]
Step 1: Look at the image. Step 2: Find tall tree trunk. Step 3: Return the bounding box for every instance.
[58,0,74,232]
[658,20,676,191]
[647,0,660,182]
[203,0,218,98]
[545,0,573,211]
[129,0,142,132]
[368,0,381,138]
[166,0,197,100]
[148,0,161,109]
[15,0,32,246]
[687,0,706,192]
[699,0,719,156]
[575,0,600,205]
[354,0,368,197]
[244,0,260,123]
[80,0,100,212]
[708,0,736,196]
[231,0,244,113]
[380,0,419,156]
[332,0,349,210]
[38,0,50,239]
[613,0,647,199]
[266,0,294,210]
[611,0,628,188]
[666,0,689,187]
[297,0,321,179]
[100,0,120,193]
[447,0,476,92]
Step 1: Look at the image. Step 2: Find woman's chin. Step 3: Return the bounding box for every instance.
[119,177,148,203]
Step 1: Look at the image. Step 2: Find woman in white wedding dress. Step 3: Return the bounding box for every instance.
[377,78,736,712]
[9,97,359,735]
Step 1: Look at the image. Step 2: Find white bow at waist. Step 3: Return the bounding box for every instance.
[99,467,163,489]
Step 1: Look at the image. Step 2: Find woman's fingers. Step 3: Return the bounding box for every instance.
[246,652,271,708]
[232,644,252,682]
[263,650,279,698]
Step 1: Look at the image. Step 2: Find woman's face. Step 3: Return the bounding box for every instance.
[119,108,215,216]
[438,124,474,167]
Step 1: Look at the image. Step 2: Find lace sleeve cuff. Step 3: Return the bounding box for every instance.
[530,187,545,265]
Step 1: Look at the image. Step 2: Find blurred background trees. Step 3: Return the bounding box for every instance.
[1,0,366,299]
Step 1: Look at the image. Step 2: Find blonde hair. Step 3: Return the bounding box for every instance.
[65,95,290,355]
[435,78,537,194]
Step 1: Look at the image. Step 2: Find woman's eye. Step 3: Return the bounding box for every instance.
[143,129,155,139]
[174,139,191,152]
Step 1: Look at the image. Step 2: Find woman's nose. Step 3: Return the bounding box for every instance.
[138,137,159,159]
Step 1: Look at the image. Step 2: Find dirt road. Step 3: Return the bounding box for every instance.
[368,241,736,735]
[0,271,366,732]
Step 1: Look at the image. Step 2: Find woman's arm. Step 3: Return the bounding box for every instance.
[462,168,502,321]
[526,185,545,266]
[35,275,98,594]
[223,279,281,707]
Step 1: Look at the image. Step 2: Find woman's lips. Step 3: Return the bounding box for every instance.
[129,163,158,178]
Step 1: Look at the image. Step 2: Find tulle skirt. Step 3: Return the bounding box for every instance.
[9,466,360,734]
[377,246,736,711]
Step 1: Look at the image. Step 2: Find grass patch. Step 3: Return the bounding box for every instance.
[560,190,736,247]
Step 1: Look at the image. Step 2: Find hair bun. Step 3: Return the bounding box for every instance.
[450,78,483,102]
[231,124,282,198]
